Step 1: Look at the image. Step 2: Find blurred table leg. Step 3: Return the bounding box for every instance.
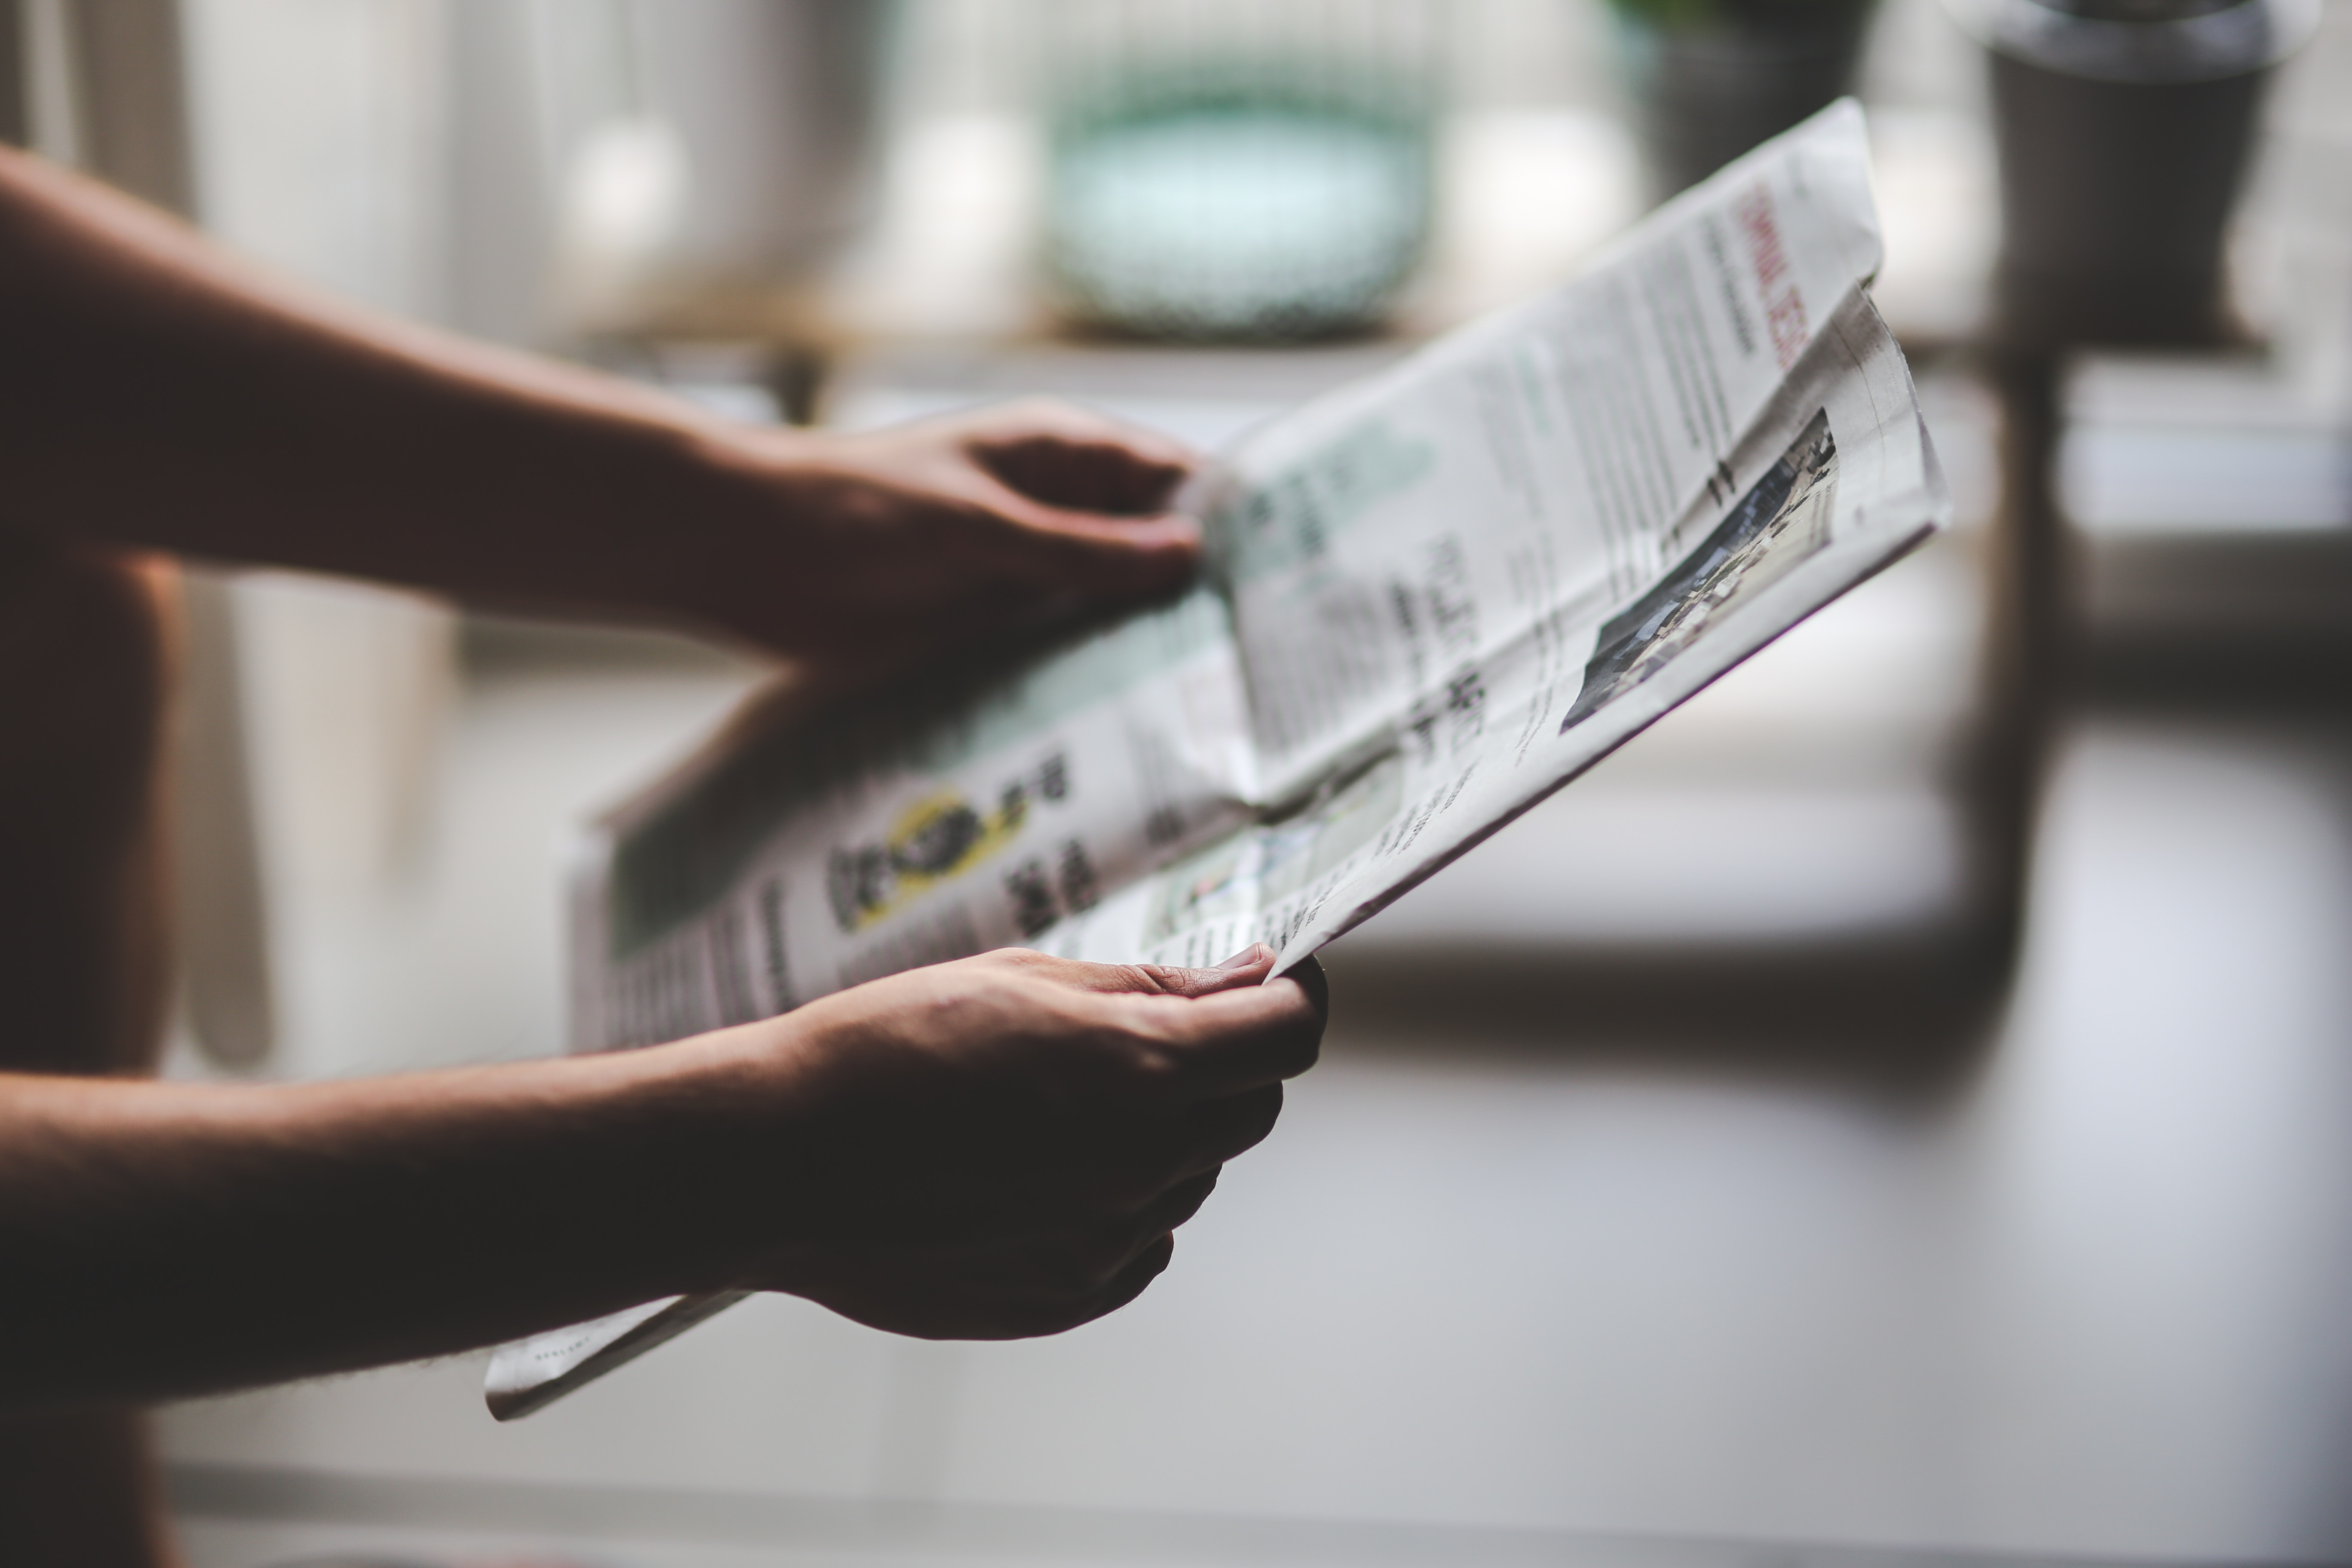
[1963,349,2070,991]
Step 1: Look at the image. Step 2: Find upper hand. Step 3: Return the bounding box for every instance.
[703,399,1203,661]
[686,945,1325,1339]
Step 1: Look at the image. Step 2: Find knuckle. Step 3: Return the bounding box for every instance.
[1130,1150,1189,1200]
[1085,1156,1168,1212]
[1108,963,1176,995]
[1156,1175,1219,1229]
[1082,1014,1179,1086]
[1025,1239,1122,1298]
[1127,1041,1187,1096]
[983,395,1078,437]
[1027,1297,1116,1338]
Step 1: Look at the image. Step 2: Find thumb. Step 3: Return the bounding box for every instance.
[1010,944,1278,1000]
[965,476,1203,592]
[1128,945,1280,999]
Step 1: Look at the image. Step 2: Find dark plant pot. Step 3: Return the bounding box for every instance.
[1615,6,1876,200]
[1965,0,2316,346]
[1992,54,2266,343]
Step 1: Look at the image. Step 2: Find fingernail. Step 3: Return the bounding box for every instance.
[1135,514,1201,548]
[1214,944,1268,971]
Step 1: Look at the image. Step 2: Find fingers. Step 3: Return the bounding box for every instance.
[1013,1233,1175,1339]
[789,1231,1178,1342]
[1086,1233,1176,1320]
[998,1170,1221,1288]
[967,481,1202,595]
[1089,1084,1279,1200]
[1171,1084,1284,1175]
[1136,977,1325,1099]
[1137,946,1283,1000]
[962,398,1199,514]
[1056,1168,1222,1268]
[945,401,1205,595]
[1031,1083,1275,1227]
[821,398,1205,611]
[1014,943,1277,999]
[1016,1225,1184,1335]
[763,944,1317,1348]
[765,946,1312,1344]
[981,944,1323,1100]
[1285,953,1331,1024]
[1134,1167,1222,1232]
[805,1179,1198,1342]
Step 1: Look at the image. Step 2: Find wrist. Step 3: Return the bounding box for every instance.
[583,1015,830,1296]
[652,421,836,651]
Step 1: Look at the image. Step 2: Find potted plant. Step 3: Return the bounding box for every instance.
[1609,0,1880,200]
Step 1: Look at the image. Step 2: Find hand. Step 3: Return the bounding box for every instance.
[704,399,1203,660]
[695,945,1326,1339]
[0,156,1204,671]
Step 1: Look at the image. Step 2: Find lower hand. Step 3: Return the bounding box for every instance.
[689,945,1324,1339]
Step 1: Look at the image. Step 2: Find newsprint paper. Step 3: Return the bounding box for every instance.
[486,101,1949,1419]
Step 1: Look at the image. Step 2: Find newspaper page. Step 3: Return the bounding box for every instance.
[487,100,1949,1419]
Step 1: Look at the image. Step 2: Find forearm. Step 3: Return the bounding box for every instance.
[0,950,1325,1409]
[0,147,785,635]
[0,1036,778,1409]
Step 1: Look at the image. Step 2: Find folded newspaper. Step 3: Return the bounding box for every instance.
[486,101,1949,1419]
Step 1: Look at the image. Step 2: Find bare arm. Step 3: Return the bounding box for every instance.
[0,147,1199,658]
[0,948,1323,1412]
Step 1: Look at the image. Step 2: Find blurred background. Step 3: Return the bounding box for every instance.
[8,0,2352,1564]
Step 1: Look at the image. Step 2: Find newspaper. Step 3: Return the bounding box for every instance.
[486,101,1948,1419]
